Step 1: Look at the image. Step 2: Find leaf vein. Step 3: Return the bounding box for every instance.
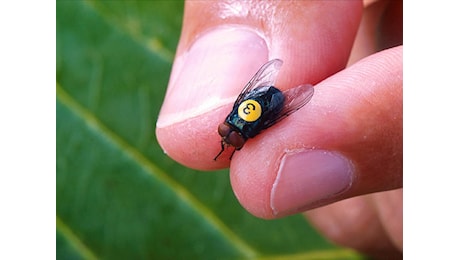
[56,216,99,260]
[82,0,175,62]
[256,248,362,260]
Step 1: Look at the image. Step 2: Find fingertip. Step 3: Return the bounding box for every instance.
[156,26,269,129]
[155,25,270,170]
[156,105,232,171]
[230,146,279,218]
[229,47,402,218]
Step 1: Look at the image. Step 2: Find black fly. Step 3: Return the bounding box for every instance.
[214,59,314,160]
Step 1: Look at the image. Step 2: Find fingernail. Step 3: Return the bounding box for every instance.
[270,150,354,216]
[157,26,268,128]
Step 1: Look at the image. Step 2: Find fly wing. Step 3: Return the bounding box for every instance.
[263,84,314,128]
[235,59,283,105]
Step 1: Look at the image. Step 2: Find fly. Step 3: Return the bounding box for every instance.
[214,59,314,160]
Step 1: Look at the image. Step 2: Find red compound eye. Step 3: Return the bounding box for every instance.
[218,123,231,137]
[227,131,245,150]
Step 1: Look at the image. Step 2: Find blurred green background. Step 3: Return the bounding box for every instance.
[56,1,363,259]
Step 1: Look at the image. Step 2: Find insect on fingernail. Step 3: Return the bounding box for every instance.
[214,59,314,161]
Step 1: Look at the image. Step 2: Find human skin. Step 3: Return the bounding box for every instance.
[156,0,402,258]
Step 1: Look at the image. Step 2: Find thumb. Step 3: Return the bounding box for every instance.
[230,46,402,218]
[156,1,362,170]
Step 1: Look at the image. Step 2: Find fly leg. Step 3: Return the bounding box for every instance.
[228,147,237,160]
[213,141,226,161]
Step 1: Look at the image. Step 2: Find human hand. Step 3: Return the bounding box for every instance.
[156,0,402,258]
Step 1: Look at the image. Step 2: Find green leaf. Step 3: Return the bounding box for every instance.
[56,1,364,259]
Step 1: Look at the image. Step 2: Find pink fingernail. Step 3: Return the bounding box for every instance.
[157,26,268,128]
[270,150,354,216]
